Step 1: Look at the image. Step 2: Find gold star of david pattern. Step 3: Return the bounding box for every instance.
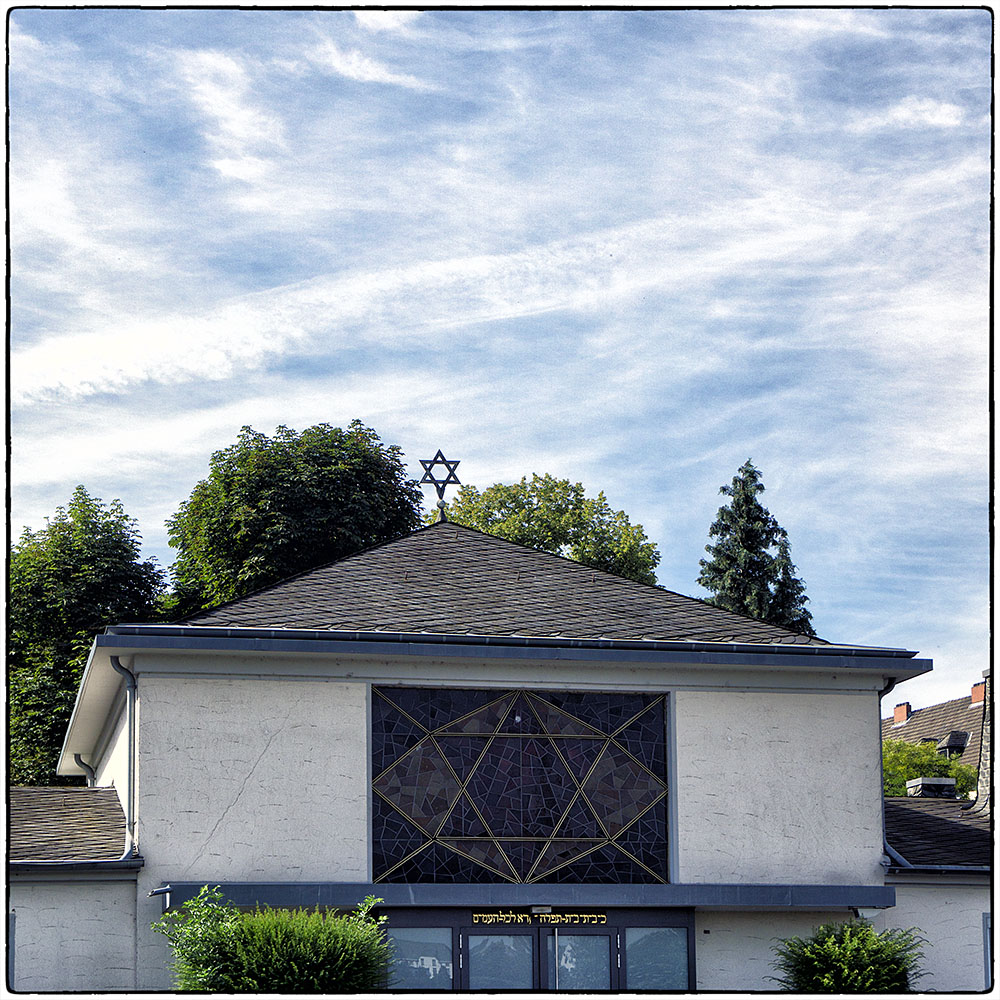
[372,688,668,883]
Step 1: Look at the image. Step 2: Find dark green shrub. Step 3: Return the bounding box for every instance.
[770,920,925,992]
[152,886,392,991]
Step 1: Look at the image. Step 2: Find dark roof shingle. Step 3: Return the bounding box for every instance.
[9,787,127,862]
[183,521,828,645]
[884,797,992,867]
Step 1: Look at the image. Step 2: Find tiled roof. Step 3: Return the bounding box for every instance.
[183,521,829,645]
[9,787,126,862]
[884,797,992,867]
[881,693,985,770]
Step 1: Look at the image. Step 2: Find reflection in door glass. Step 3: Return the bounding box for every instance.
[625,927,688,989]
[468,935,533,990]
[546,934,611,990]
[386,928,453,989]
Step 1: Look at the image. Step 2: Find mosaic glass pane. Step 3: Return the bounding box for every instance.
[552,794,603,839]
[372,688,668,883]
[582,743,667,836]
[372,694,428,776]
[612,702,667,775]
[614,802,669,881]
[435,792,489,837]
[379,841,514,883]
[373,738,461,834]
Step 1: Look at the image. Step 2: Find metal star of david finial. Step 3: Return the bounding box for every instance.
[419,450,461,521]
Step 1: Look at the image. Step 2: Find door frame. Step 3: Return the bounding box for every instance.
[381,905,695,991]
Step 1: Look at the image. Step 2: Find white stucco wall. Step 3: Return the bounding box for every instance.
[874,880,991,992]
[94,703,129,813]
[133,667,369,988]
[673,689,883,884]
[695,909,841,990]
[9,878,136,991]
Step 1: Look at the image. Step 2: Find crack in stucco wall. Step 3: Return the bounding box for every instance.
[181,713,288,876]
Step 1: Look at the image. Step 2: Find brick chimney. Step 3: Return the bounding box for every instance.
[971,680,985,704]
[893,702,911,724]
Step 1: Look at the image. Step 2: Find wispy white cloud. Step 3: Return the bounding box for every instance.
[306,37,435,90]
[173,49,285,178]
[847,95,964,132]
[8,189,879,404]
[8,9,990,707]
[353,10,423,34]
[764,9,891,38]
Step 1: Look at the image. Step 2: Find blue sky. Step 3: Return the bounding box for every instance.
[9,9,990,709]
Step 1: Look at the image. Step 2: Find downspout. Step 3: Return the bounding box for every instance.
[73,754,97,787]
[878,677,912,868]
[110,656,137,861]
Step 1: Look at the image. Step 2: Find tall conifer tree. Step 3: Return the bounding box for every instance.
[697,460,814,634]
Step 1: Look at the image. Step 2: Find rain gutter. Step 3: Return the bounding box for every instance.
[10,858,143,874]
[878,676,909,868]
[99,624,927,673]
[885,865,991,875]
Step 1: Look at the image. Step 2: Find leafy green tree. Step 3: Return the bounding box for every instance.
[882,738,978,798]
[697,460,814,634]
[166,421,423,614]
[770,920,924,992]
[441,473,660,585]
[152,886,392,991]
[9,486,165,785]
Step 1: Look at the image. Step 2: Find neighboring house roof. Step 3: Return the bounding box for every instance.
[881,689,985,768]
[9,787,126,862]
[884,797,992,868]
[182,520,829,645]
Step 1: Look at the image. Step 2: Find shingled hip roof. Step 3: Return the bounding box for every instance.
[884,797,992,869]
[9,787,128,863]
[182,520,830,645]
[881,692,986,772]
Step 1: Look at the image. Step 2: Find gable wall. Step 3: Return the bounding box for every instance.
[674,689,884,884]
[134,668,369,988]
[120,650,888,988]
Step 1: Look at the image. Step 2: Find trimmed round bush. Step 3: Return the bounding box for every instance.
[770,919,925,992]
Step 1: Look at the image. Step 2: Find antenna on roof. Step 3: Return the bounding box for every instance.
[419,450,461,522]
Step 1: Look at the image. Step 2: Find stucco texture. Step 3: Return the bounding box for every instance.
[136,671,368,880]
[874,881,990,992]
[9,879,136,991]
[695,909,840,990]
[133,669,369,988]
[673,689,884,884]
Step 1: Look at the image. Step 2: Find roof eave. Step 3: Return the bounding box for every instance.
[9,857,144,874]
[102,622,922,661]
[58,623,930,777]
[886,865,991,875]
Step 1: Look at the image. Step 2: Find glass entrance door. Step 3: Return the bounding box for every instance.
[463,932,535,991]
[544,930,615,991]
[388,908,693,991]
[458,927,620,991]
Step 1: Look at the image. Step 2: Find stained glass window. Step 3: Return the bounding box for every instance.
[372,688,668,883]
